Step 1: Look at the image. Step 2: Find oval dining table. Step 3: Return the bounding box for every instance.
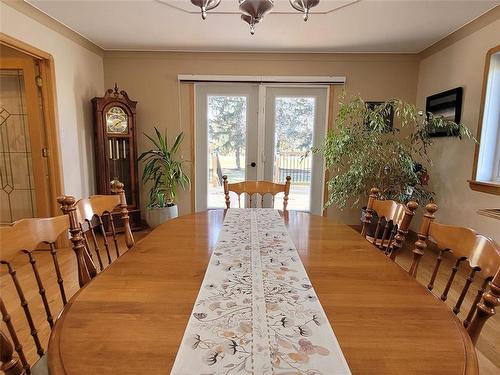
[47,210,478,375]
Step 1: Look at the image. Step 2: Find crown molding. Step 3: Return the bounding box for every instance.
[418,4,500,59]
[1,0,104,56]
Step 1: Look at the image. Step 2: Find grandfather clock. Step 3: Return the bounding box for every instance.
[92,84,141,229]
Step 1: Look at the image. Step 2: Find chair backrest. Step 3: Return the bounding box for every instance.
[222,175,291,210]
[409,203,500,345]
[59,181,134,278]
[0,215,70,373]
[361,187,418,260]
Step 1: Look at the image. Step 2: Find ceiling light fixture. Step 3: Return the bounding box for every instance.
[191,0,320,34]
[289,0,320,21]
[239,0,274,35]
[191,0,222,20]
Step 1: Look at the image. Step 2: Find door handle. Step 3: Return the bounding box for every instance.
[248,162,256,167]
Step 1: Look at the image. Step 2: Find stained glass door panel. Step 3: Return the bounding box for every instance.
[0,69,37,223]
[0,54,49,223]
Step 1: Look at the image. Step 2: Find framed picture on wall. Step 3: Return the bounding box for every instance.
[425,87,463,137]
[365,101,394,132]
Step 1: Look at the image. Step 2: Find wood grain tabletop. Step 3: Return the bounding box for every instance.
[47,210,478,375]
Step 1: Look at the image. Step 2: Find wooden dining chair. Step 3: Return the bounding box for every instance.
[361,187,418,260]
[0,215,72,374]
[59,181,134,279]
[408,203,500,345]
[222,175,292,210]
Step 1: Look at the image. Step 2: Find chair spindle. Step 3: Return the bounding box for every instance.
[453,267,478,314]
[463,278,490,328]
[427,249,450,291]
[379,220,391,250]
[0,261,44,357]
[98,216,113,263]
[0,299,29,374]
[49,243,67,305]
[441,257,466,302]
[22,251,54,329]
[372,217,383,245]
[107,212,120,258]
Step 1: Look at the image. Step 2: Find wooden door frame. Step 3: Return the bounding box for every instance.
[0,33,64,217]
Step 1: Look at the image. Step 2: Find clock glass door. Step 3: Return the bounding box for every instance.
[106,105,132,203]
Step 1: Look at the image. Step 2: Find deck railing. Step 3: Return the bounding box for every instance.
[274,151,311,184]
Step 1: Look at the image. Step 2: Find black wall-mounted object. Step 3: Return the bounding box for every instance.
[425,87,463,137]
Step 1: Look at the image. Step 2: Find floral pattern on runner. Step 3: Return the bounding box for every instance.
[171,209,351,375]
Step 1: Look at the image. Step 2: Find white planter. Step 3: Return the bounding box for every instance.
[146,205,179,228]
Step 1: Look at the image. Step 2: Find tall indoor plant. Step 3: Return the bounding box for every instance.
[314,93,473,210]
[138,127,190,227]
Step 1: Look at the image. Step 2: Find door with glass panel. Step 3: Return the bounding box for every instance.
[195,83,327,214]
[195,84,259,211]
[264,87,328,214]
[0,52,51,223]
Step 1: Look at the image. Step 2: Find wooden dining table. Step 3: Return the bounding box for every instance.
[47,210,478,375]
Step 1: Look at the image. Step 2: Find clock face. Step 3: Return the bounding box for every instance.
[106,106,128,134]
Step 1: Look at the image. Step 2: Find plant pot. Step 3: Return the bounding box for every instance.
[360,207,394,239]
[146,205,178,228]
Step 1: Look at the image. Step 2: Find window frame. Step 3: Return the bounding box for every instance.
[469,44,500,195]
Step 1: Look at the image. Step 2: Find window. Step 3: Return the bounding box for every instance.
[470,45,500,195]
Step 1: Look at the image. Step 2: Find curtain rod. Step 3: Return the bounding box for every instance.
[177,74,346,84]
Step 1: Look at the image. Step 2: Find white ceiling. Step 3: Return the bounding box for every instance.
[26,0,500,53]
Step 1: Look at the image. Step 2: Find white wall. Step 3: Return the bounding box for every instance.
[416,18,500,243]
[0,2,104,198]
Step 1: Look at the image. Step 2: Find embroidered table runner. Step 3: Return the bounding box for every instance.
[171,209,351,375]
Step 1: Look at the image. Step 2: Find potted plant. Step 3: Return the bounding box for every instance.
[314,93,473,234]
[138,127,190,228]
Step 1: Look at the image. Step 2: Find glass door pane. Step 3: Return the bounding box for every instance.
[273,96,315,211]
[264,87,328,214]
[195,84,258,211]
[207,95,247,208]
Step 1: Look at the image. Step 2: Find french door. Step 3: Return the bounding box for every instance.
[195,83,328,215]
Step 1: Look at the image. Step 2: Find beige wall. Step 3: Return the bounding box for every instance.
[104,51,419,219]
[415,18,500,243]
[0,2,104,199]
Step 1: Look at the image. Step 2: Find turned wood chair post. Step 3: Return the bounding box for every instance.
[58,195,97,287]
[0,299,28,374]
[0,330,25,375]
[112,181,134,249]
[283,176,291,211]
[222,175,230,209]
[388,201,418,261]
[409,203,438,278]
[467,268,500,345]
[361,187,379,237]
